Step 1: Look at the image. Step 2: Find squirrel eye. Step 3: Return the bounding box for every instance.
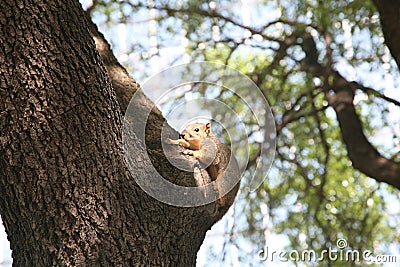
[194,128,199,132]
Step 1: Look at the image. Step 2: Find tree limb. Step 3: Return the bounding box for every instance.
[84,10,236,223]
[84,11,140,114]
[326,71,400,188]
[292,26,400,189]
[372,0,400,67]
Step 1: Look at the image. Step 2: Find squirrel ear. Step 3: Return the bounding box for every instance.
[205,123,211,134]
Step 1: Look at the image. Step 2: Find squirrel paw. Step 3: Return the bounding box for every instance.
[182,149,193,155]
[165,138,192,148]
[165,138,174,144]
[183,149,201,159]
[165,138,178,145]
[217,197,226,206]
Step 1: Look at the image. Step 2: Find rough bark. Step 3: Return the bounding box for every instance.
[0,1,236,266]
[372,0,400,68]
[85,11,139,114]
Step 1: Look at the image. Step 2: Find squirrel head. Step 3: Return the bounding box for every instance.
[180,122,211,150]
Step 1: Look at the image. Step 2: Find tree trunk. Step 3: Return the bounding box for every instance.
[0,1,234,265]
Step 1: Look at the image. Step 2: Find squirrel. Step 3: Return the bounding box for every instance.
[166,122,240,210]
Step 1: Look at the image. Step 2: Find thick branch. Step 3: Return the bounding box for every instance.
[326,71,400,189]
[85,12,139,114]
[84,6,237,220]
[293,27,400,189]
[372,0,400,68]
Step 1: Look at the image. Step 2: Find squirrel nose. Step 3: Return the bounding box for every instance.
[179,133,186,139]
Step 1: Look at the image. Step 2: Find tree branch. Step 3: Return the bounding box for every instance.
[84,11,236,224]
[326,71,400,189]
[372,0,400,67]
[352,81,400,106]
[292,25,400,189]
[84,11,140,114]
